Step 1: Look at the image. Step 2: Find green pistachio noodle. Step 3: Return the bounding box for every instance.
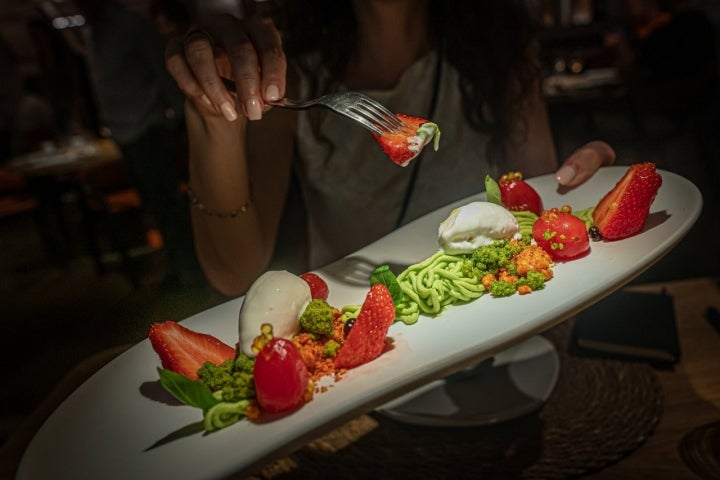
[203,398,253,432]
[511,211,538,236]
[512,206,595,235]
[573,206,595,229]
[395,251,485,325]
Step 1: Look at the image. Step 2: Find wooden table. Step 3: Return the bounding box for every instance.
[3,137,133,273]
[5,137,121,178]
[585,276,720,479]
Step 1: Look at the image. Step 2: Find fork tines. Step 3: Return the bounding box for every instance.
[348,96,407,134]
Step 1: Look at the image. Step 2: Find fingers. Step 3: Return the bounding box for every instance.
[245,16,286,103]
[215,17,262,120]
[556,141,617,187]
[166,31,237,121]
[219,15,286,120]
[165,13,286,123]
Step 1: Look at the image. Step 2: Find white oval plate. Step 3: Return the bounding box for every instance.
[17,167,702,480]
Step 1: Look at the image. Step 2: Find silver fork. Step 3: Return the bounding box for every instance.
[221,77,408,135]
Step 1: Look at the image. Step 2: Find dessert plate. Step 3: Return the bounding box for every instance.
[376,335,560,426]
[17,167,702,480]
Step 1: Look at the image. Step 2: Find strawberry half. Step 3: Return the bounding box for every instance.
[299,272,329,301]
[335,283,395,369]
[592,163,662,241]
[371,113,441,166]
[148,321,236,380]
[498,171,543,215]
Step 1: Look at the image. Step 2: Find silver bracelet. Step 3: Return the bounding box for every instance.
[186,186,250,218]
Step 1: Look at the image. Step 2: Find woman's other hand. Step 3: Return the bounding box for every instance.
[164,10,286,122]
[555,141,616,188]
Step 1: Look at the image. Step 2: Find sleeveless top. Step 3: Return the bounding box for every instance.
[293,50,552,268]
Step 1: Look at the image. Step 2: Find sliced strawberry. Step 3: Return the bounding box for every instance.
[371,113,441,166]
[148,321,235,380]
[498,171,543,215]
[335,283,395,369]
[299,272,329,301]
[593,163,662,241]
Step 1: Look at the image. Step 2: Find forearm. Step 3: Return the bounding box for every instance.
[185,100,293,296]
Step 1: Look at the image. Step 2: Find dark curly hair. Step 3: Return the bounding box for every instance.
[278,0,541,159]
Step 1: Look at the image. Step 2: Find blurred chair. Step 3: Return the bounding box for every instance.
[0,169,38,219]
[76,162,162,288]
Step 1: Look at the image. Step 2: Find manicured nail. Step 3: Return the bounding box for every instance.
[265,84,280,101]
[556,164,576,185]
[220,101,237,121]
[245,98,262,120]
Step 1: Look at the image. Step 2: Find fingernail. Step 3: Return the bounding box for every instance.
[245,98,262,120]
[220,101,237,121]
[201,94,212,106]
[556,165,576,185]
[265,84,280,101]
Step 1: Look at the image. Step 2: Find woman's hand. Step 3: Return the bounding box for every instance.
[555,141,616,187]
[164,12,286,122]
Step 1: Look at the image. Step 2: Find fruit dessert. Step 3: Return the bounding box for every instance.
[372,113,441,166]
[593,162,663,240]
[150,272,395,431]
[148,163,662,431]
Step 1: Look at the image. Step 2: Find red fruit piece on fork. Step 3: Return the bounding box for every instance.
[371,113,441,166]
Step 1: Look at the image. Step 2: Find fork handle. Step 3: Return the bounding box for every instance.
[220,77,309,109]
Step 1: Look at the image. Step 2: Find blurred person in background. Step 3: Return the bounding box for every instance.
[0,36,23,161]
[604,0,718,129]
[71,0,204,288]
[604,0,719,187]
[26,16,98,140]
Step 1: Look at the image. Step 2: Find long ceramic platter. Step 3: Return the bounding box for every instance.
[17,167,702,479]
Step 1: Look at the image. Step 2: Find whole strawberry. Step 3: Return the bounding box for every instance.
[593,163,662,241]
[498,171,543,215]
[532,206,590,261]
[335,283,396,369]
[371,113,440,166]
[253,337,309,413]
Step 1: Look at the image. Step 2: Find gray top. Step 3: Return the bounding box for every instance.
[295,50,555,268]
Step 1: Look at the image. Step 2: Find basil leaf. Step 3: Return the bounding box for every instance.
[370,265,403,304]
[158,368,219,411]
[485,174,502,206]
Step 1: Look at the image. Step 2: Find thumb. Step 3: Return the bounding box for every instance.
[556,141,616,188]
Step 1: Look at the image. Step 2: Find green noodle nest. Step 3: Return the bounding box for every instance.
[395,251,485,325]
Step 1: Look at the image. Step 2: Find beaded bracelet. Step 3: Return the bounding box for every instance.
[186,186,250,219]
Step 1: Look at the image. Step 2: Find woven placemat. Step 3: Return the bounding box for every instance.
[246,322,662,480]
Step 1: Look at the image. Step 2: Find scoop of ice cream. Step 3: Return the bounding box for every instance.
[438,201,519,254]
[238,270,311,357]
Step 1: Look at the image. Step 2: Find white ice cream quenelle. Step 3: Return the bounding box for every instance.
[238,270,311,357]
[438,201,519,254]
